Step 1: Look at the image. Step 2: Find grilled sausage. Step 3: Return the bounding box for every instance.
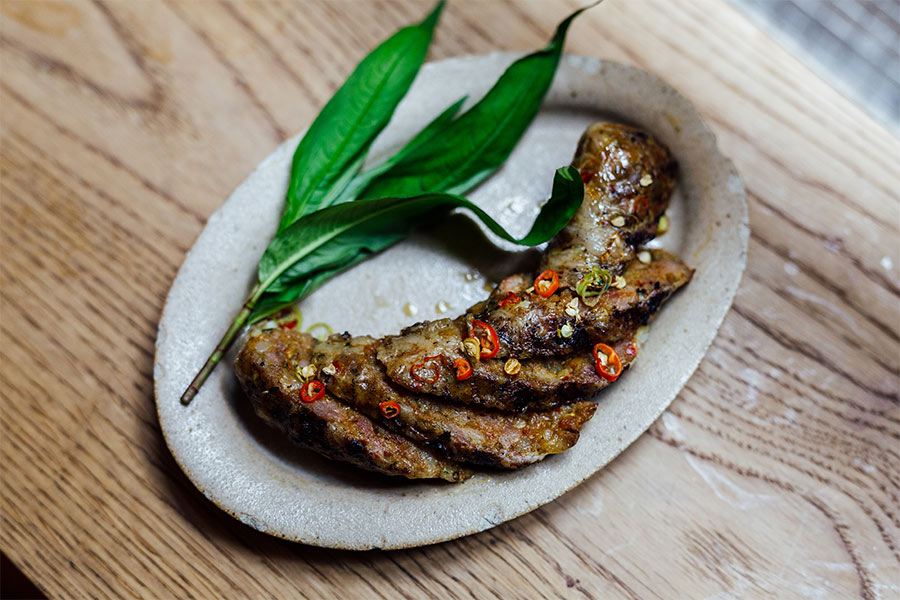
[235,121,691,481]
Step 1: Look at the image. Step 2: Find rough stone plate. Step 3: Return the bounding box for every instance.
[155,54,749,550]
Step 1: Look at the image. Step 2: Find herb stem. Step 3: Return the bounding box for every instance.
[180,282,265,406]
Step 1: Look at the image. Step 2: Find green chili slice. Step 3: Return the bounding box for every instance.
[575,266,612,307]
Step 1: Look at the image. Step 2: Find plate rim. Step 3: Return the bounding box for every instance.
[154,52,749,550]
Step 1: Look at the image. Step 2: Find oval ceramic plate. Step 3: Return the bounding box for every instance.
[155,54,748,550]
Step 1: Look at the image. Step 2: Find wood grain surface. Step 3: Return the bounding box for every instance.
[2,0,898,598]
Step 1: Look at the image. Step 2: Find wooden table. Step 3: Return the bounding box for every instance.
[2,1,898,597]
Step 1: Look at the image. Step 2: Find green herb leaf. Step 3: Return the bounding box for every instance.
[180,4,603,405]
[259,166,583,293]
[249,251,370,322]
[357,4,594,201]
[331,96,467,206]
[277,1,444,231]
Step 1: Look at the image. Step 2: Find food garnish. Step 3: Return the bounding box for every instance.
[534,269,560,297]
[379,401,401,419]
[503,358,521,376]
[300,380,326,403]
[498,292,521,307]
[469,320,499,359]
[575,265,612,307]
[454,358,473,380]
[657,214,669,235]
[296,364,317,380]
[411,355,443,383]
[322,363,338,376]
[180,2,597,405]
[306,322,334,342]
[593,343,622,382]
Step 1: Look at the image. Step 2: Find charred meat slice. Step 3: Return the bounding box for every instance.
[540,122,677,288]
[307,334,597,468]
[373,251,690,406]
[377,332,637,412]
[475,249,693,358]
[234,330,471,482]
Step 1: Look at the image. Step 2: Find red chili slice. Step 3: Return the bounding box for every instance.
[498,292,520,308]
[469,320,499,359]
[592,343,623,382]
[454,358,473,381]
[300,379,325,403]
[534,269,560,298]
[410,355,443,383]
[283,320,297,329]
[379,400,400,419]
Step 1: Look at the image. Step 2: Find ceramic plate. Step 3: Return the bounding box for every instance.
[155,53,748,550]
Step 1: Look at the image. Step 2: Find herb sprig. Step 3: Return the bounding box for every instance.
[278,1,446,230]
[181,2,597,405]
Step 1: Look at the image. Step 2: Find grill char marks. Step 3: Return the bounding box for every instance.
[375,250,692,384]
[478,249,693,358]
[540,122,678,287]
[235,330,471,482]
[309,334,598,468]
[376,328,638,411]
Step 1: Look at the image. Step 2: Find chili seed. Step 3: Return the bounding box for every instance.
[463,337,481,361]
[504,358,521,376]
[657,214,669,235]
